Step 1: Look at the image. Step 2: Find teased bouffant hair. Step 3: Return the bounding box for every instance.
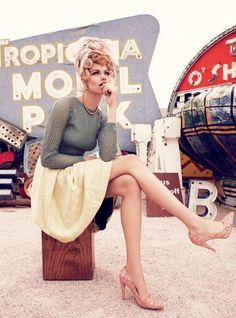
[79,51,115,83]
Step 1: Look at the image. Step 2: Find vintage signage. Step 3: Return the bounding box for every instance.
[168,26,236,113]
[181,152,213,179]
[179,33,236,91]
[0,15,161,152]
[169,26,236,105]
[167,25,236,183]
[146,172,183,217]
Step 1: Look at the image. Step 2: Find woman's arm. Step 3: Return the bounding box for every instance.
[41,97,85,169]
[97,82,118,162]
[97,116,117,162]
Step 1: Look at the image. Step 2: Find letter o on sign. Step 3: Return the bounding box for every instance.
[188,71,202,86]
[45,70,73,98]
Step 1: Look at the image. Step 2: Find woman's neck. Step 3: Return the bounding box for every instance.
[82,92,102,111]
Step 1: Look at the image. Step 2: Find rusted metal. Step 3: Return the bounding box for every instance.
[0,118,27,149]
[23,139,42,177]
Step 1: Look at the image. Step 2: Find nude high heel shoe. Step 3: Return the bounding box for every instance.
[188,212,234,252]
[119,267,164,310]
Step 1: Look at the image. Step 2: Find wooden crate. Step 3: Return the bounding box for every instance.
[42,224,94,280]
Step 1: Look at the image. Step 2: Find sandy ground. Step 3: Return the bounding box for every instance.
[0,205,235,318]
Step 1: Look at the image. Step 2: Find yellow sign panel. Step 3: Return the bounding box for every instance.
[181,152,213,179]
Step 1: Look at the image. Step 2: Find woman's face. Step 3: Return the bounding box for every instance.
[85,63,112,94]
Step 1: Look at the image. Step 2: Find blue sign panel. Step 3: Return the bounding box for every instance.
[0,14,160,152]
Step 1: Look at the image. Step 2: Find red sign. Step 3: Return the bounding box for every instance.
[146,173,183,217]
[177,27,236,92]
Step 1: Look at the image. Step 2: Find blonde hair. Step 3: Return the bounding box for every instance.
[77,51,115,81]
[72,36,117,92]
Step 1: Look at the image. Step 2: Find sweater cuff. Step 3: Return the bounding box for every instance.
[104,122,116,129]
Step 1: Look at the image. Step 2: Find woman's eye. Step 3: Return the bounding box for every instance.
[105,71,110,76]
[91,71,99,75]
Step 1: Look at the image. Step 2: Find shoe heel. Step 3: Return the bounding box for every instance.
[119,267,164,310]
[201,242,216,252]
[221,212,234,227]
[119,278,126,300]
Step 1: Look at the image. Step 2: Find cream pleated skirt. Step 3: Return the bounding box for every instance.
[31,158,112,243]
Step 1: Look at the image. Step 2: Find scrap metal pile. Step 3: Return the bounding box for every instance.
[0,118,41,205]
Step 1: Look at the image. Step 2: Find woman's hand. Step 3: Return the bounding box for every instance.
[102,82,117,109]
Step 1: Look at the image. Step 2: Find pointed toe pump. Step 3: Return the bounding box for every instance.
[189,212,234,252]
[119,267,164,310]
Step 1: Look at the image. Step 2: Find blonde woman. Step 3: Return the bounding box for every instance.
[31,36,234,310]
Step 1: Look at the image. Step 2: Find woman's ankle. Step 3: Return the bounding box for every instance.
[188,219,224,234]
[125,264,149,296]
[187,217,207,233]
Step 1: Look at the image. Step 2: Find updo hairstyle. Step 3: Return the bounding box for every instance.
[78,51,115,83]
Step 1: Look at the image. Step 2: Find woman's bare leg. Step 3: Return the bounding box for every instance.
[105,174,148,298]
[109,155,224,234]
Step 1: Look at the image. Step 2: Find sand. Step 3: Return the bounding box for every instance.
[0,205,235,318]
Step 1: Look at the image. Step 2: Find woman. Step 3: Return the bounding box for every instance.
[31,36,234,310]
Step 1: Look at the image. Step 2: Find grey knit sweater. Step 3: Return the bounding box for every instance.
[41,96,117,169]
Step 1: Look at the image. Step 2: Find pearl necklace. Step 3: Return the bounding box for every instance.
[81,95,99,115]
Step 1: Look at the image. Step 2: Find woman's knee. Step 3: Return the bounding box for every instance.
[118,174,140,195]
[110,154,145,181]
[115,154,143,169]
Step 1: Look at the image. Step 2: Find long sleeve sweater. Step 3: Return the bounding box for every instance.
[40,96,117,169]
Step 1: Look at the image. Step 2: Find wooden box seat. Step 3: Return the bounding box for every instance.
[42,224,94,280]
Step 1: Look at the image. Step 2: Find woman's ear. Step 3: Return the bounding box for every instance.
[82,79,88,91]
[84,83,88,91]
